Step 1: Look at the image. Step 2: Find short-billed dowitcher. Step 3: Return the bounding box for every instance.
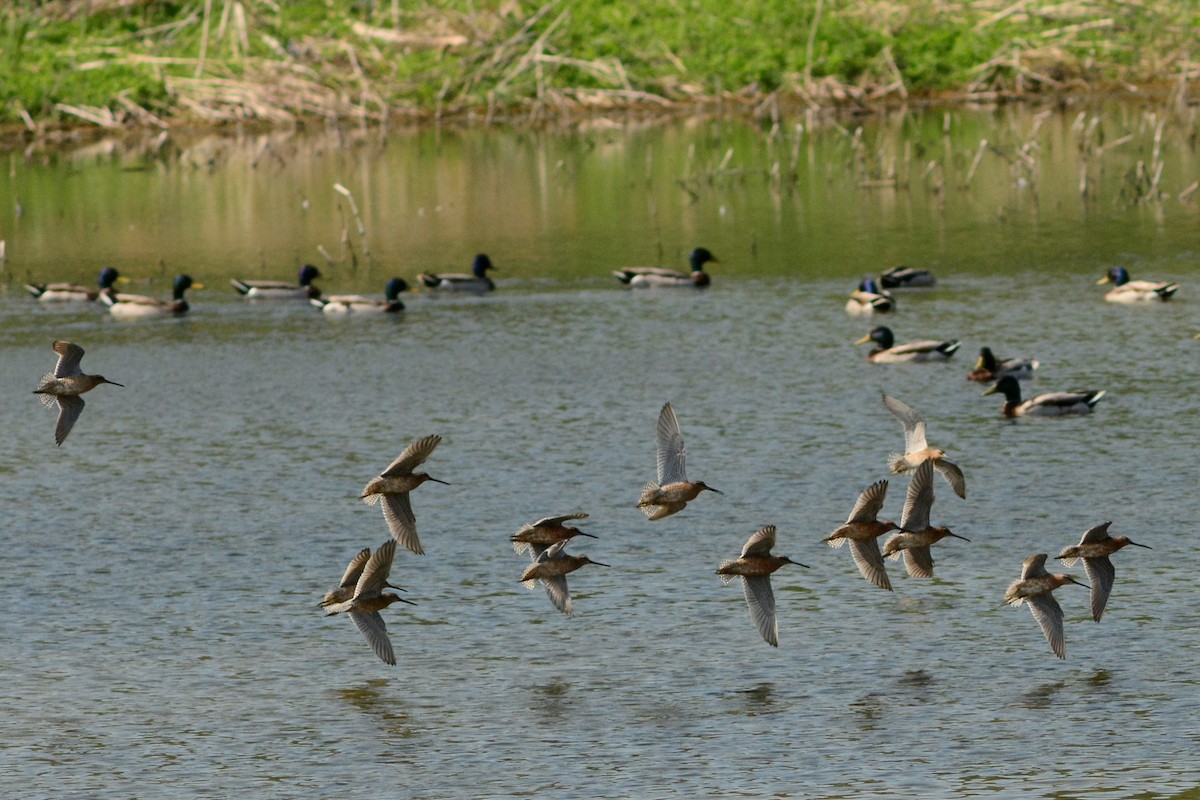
[638,402,722,520]
[360,434,447,555]
[881,460,969,579]
[323,540,414,665]
[982,375,1105,417]
[1097,266,1178,302]
[417,254,496,292]
[25,267,123,302]
[717,526,808,647]
[1057,521,1150,622]
[854,326,960,363]
[101,274,201,318]
[519,539,609,615]
[824,480,897,591]
[33,340,123,446]
[966,347,1039,383]
[1004,553,1088,659]
[613,247,718,288]
[231,264,322,300]
[882,392,967,499]
[311,278,408,314]
[879,265,936,289]
[318,546,407,610]
[511,513,595,559]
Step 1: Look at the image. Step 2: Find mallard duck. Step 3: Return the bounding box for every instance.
[417,254,496,292]
[1097,267,1178,302]
[25,267,123,302]
[966,347,1039,383]
[613,247,718,288]
[231,264,321,299]
[982,375,1105,417]
[32,340,124,446]
[1056,522,1150,623]
[845,278,895,315]
[310,278,408,314]
[854,326,960,363]
[100,274,200,319]
[880,265,936,288]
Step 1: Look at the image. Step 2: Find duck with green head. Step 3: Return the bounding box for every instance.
[231,264,322,300]
[417,254,497,292]
[613,247,718,288]
[967,347,1039,383]
[101,274,201,319]
[846,278,895,315]
[982,375,1105,417]
[854,326,960,363]
[25,267,124,302]
[1097,266,1178,303]
[311,278,408,314]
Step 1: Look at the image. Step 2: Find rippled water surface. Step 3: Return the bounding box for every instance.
[1,109,1199,798]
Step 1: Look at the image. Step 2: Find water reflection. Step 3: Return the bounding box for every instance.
[337,679,417,739]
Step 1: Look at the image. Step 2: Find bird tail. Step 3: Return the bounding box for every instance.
[1158,283,1179,300]
[940,340,962,356]
[886,453,908,474]
[716,562,738,584]
[230,278,252,295]
[612,270,633,284]
[1086,390,1106,408]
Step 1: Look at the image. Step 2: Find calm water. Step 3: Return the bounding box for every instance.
[1,107,1199,798]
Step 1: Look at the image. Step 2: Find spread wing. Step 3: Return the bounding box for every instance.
[1021,553,1049,580]
[540,575,573,615]
[900,460,934,531]
[846,480,888,524]
[903,546,935,578]
[1026,592,1066,659]
[882,393,929,453]
[741,575,779,647]
[656,402,687,485]
[1079,521,1113,544]
[354,540,396,595]
[339,548,372,588]
[741,526,777,557]
[54,396,86,446]
[934,459,967,500]
[53,340,85,377]
[849,538,892,590]
[1082,556,1115,622]
[531,513,588,528]
[350,611,396,665]
[381,435,442,477]
[381,493,424,555]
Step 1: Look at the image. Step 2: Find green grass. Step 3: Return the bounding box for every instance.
[1,0,1196,129]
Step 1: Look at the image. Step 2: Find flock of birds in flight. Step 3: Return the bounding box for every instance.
[24,248,1172,662]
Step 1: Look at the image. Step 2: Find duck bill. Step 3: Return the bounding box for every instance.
[853,334,873,345]
[981,384,1000,396]
[1096,275,1112,285]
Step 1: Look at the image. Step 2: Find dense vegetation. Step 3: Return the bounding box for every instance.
[2,0,1197,131]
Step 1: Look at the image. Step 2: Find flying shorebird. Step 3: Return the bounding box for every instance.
[360,435,447,555]
[32,340,124,446]
[323,541,414,665]
[824,480,898,591]
[519,539,609,615]
[881,460,969,579]
[638,401,722,520]
[717,526,809,647]
[881,392,967,499]
[1057,522,1151,622]
[1004,553,1088,659]
[318,546,408,610]
[511,513,596,559]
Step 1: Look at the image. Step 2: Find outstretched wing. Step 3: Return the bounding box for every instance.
[54,396,86,446]
[903,546,935,579]
[381,435,442,477]
[354,540,396,595]
[900,460,934,531]
[846,480,888,524]
[656,402,687,485]
[1026,592,1066,659]
[1082,556,1115,622]
[531,513,589,528]
[339,548,372,588]
[882,393,928,453]
[350,611,396,665]
[540,575,573,615]
[742,576,779,647]
[849,538,892,591]
[741,526,777,557]
[934,459,967,500]
[381,494,424,555]
[53,340,85,377]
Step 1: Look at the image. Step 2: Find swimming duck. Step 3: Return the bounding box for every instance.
[1056,521,1150,623]
[25,267,123,302]
[1097,267,1178,302]
[231,264,321,300]
[845,278,895,315]
[101,274,200,319]
[854,326,960,363]
[982,375,1105,417]
[613,247,718,288]
[311,278,408,314]
[1004,553,1088,659]
[966,347,1039,383]
[880,265,936,288]
[33,340,124,446]
[417,254,497,292]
